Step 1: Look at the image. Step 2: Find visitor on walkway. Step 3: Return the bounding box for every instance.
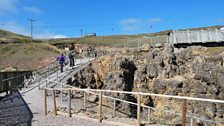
[56,53,65,72]
[68,51,75,68]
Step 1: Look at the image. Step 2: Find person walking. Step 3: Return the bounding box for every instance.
[56,53,65,72]
[69,51,75,68]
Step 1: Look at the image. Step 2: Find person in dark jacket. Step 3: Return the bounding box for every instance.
[56,53,65,72]
[69,51,75,67]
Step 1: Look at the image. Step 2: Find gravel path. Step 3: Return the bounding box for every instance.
[32,115,114,126]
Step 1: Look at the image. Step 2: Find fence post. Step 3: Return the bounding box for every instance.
[137,94,141,126]
[53,90,57,115]
[83,91,86,110]
[113,99,116,117]
[44,89,47,115]
[98,91,102,123]
[148,108,151,122]
[190,118,193,126]
[182,99,187,126]
[68,89,71,117]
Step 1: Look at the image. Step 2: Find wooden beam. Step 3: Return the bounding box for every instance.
[182,99,187,126]
[83,91,86,110]
[68,89,71,117]
[98,91,102,123]
[137,94,141,126]
[44,89,47,115]
[53,90,57,115]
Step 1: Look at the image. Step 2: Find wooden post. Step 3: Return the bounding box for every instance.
[83,91,86,110]
[44,89,47,115]
[190,118,193,126]
[98,91,103,123]
[182,99,187,126]
[137,94,141,126]
[68,89,71,117]
[53,90,57,115]
[148,108,151,122]
[113,99,116,117]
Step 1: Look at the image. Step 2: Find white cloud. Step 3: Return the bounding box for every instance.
[23,6,43,14]
[120,18,142,25]
[147,18,162,23]
[0,0,19,15]
[34,31,68,39]
[120,17,162,32]
[120,18,142,31]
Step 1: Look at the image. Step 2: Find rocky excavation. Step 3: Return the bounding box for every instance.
[67,43,224,126]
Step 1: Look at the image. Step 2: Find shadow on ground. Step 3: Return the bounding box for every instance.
[0,90,33,126]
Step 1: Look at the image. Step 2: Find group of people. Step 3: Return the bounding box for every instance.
[56,51,75,72]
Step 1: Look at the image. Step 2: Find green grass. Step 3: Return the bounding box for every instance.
[43,35,145,46]
[0,43,63,71]
[0,29,33,43]
[207,47,224,55]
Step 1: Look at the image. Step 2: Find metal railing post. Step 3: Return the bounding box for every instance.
[182,99,187,126]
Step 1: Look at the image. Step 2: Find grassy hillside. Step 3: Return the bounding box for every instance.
[44,25,224,46]
[0,29,31,43]
[0,43,63,71]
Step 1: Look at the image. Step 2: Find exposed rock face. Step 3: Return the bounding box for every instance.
[69,44,224,125]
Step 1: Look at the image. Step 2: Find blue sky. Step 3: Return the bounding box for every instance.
[0,0,224,38]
